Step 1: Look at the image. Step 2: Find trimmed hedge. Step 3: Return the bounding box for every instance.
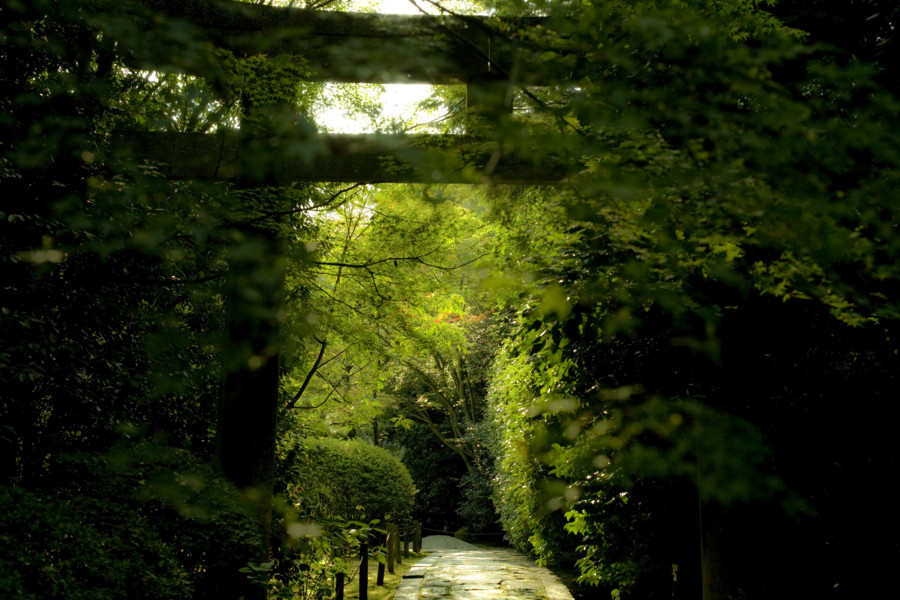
[279,437,415,522]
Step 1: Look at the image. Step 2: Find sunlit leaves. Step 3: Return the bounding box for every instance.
[477,0,899,594]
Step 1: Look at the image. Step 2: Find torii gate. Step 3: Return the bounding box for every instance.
[118,0,569,183]
[117,5,569,598]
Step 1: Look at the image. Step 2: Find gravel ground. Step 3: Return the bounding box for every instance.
[420,535,478,551]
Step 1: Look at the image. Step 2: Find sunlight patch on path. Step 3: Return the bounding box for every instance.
[396,537,575,600]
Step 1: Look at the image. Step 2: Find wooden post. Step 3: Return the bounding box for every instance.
[359,542,368,600]
[213,54,293,600]
[376,560,386,586]
[376,530,386,585]
[335,571,344,600]
[403,520,410,558]
[386,524,397,574]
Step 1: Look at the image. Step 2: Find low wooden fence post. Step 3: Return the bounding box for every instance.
[359,541,368,600]
[376,531,386,586]
[335,572,344,600]
[386,523,397,574]
[403,520,411,558]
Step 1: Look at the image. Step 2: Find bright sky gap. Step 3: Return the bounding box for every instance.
[314,0,454,133]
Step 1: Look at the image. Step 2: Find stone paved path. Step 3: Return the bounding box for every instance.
[393,545,575,600]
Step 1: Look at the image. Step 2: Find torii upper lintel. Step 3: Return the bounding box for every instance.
[133,0,555,84]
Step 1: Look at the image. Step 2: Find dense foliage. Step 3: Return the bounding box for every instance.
[3,0,899,599]
[0,443,262,600]
[477,0,900,598]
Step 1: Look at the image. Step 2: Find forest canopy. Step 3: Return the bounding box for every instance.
[2,1,898,599]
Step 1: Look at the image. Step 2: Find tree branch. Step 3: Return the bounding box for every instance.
[230,183,364,228]
[285,336,327,410]
[314,370,349,404]
[288,388,335,410]
[407,403,474,470]
[311,244,487,271]
[316,342,355,370]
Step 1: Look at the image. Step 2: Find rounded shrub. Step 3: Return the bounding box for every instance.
[279,437,415,522]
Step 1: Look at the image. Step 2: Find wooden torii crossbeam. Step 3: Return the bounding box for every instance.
[131,0,551,84]
[118,0,571,184]
[116,131,567,184]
